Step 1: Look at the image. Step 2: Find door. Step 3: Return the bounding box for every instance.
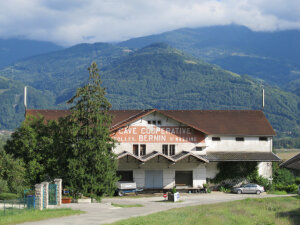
[175,171,193,186]
[145,170,163,189]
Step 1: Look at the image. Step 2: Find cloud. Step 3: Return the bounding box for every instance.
[0,0,299,46]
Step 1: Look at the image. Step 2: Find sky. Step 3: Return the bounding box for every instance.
[0,0,299,46]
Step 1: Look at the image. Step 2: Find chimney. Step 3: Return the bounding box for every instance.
[24,86,27,109]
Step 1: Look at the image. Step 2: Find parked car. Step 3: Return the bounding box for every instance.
[231,183,264,195]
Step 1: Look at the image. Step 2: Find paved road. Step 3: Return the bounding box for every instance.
[20,193,294,225]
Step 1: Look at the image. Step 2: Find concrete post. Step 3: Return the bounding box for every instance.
[35,184,43,210]
[54,179,62,206]
[41,182,49,209]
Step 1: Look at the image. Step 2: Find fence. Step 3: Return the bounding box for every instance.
[0,196,38,217]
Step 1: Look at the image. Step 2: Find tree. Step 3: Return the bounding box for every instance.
[0,150,27,194]
[63,62,118,196]
[4,115,59,185]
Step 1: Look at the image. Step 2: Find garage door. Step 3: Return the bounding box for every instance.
[145,170,163,189]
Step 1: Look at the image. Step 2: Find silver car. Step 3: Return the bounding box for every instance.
[231,183,265,195]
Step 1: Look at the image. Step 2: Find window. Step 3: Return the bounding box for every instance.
[259,137,268,141]
[236,137,244,142]
[175,171,193,186]
[117,171,133,181]
[196,147,203,151]
[148,120,161,125]
[169,145,175,156]
[140,144,146,156]
[212,137,221,141]
[162,145,168,155]
[133,144,139,156]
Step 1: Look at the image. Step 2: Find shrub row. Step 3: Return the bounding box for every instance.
[0,193,19,200]
[274,184,298,193]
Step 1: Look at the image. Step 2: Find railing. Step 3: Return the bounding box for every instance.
[0,196,37,216]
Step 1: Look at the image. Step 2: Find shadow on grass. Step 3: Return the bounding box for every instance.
[276,207,300,225]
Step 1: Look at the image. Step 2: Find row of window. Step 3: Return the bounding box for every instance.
[133,144,176,156]
[147,120,161,125]
[212,137,268,142]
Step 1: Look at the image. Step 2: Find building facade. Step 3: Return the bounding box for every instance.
[27,109,280,190]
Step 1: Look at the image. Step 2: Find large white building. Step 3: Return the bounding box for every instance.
[27,109,280,190]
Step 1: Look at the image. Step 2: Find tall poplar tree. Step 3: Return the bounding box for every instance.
[64,62,118,196]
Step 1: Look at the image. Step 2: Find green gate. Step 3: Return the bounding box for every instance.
[48,184,57,205]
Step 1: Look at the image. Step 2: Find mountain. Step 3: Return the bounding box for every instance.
[0,76,56,129]
[1,42,298,135]
[0,38,63,68]
[119,25,300,89]
[0,43,132,96]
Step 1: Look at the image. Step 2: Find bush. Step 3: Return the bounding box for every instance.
[0,193,18,200]
[275,184,298,193]
[171,187,177,194]
[273,166,295,186]
[219,186,230,193]
[255,176,271,191]
[285,184,298,193]
[295,177,300,185]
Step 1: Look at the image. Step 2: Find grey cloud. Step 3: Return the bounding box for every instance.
[0,0,299,46]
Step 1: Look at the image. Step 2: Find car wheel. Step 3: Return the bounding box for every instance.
[118,191,124,197]
[256,190,261,195]
[237,190,242,194]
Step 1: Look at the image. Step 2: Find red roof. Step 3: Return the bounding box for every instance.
[25,109,275,136]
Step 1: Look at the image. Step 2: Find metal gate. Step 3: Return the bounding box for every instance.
[145,170,163,189]
[48,184,57,205]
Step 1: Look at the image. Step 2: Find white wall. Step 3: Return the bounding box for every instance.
[113,112,204,155]
[113,112,273,156]
[205,136,272,152]
[118,157,207,188]
[258,162,272,178]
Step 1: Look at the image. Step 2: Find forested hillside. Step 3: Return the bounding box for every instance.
[119,25,300,92]
[0,42,298,136]
[0,76,56,129]
[0,38,63,68]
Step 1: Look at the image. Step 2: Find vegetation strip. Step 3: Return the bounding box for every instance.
[111,203,143,208]
[108,196,300,225]
[0,208,84,225]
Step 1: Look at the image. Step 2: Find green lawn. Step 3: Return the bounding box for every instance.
[0,208,84,225]
[109,196,300,225]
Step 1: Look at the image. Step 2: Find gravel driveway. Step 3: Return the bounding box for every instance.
[20,193,294,225]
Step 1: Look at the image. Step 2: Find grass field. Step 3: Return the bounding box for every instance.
[0,208,83,225]
[109,196,300,225]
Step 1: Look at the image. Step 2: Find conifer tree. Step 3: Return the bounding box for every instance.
[64,62,118,196]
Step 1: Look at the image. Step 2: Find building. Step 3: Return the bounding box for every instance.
[280,152,300,176]
[26,109,280,190]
